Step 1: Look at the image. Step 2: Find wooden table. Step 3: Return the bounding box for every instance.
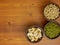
[0,0,60,45]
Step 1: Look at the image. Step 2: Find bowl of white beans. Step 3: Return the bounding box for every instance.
[26,25,43,43]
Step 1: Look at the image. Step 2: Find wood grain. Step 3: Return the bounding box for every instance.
[0,0,60,45]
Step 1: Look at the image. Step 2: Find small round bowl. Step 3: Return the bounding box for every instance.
[44,21,60,39]
[26,25,43,43]
[43,2,60,21]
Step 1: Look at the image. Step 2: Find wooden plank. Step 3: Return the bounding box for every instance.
[0,0,60,45]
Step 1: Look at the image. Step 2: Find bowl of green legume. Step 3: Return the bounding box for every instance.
[44,21,60,39]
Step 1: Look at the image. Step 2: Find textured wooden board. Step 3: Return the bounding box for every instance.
[0,0,60,45]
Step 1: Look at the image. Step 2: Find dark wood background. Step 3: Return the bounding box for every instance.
[0,0,60,45]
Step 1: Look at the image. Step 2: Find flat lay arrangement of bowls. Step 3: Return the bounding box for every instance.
[0,0,60,45]
[26,3,60,43]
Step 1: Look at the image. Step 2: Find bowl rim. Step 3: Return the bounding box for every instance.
[44,21,60,39]
[43,2,60,21]
[26,24,43,43]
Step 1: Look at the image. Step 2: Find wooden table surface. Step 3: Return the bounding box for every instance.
[0,0,60,45]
